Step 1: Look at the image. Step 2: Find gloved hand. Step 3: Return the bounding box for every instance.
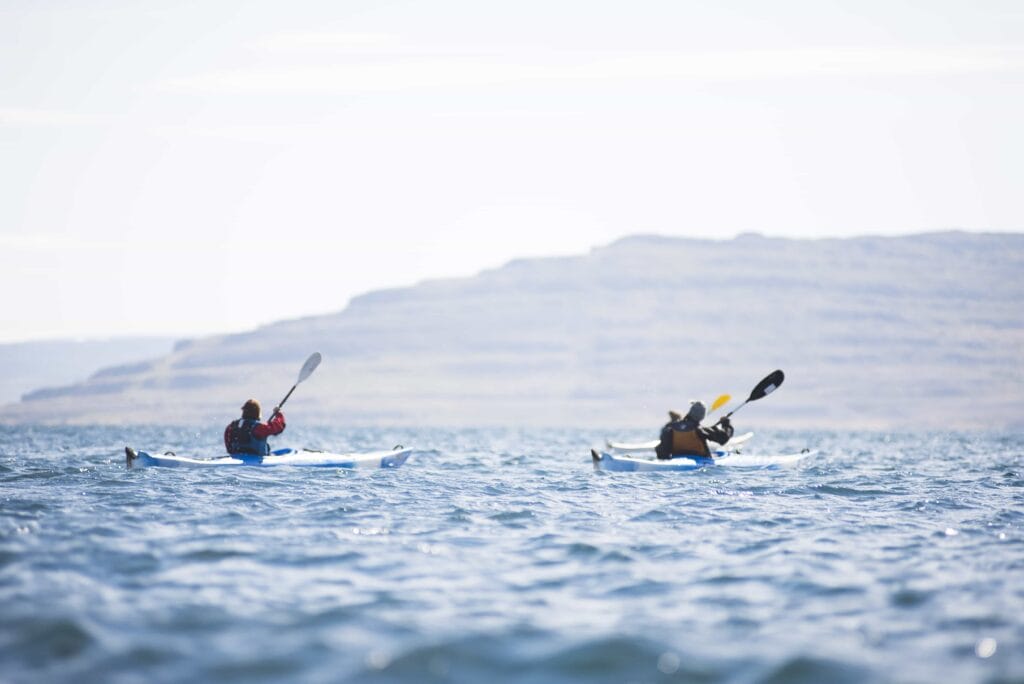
[718,416,732,429]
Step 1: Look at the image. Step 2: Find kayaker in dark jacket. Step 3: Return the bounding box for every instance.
[224,399,286,455]
[655,401,733,459]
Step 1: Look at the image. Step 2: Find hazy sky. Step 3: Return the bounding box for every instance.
[2,1,1022,342]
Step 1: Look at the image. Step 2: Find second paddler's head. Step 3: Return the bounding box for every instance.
[241,399,261,420]
[685,400,706,423]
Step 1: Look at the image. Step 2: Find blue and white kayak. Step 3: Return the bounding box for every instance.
[591,448,813,472]
[605,431,754,453]
[125,446,412,469]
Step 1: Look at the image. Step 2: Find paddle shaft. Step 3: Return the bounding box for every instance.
[273,352,322,414]
[721,400,750,422]
[276,384,298,411]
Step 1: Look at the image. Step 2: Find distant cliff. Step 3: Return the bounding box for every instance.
[0,337,174,406]
[4,232,1022,429]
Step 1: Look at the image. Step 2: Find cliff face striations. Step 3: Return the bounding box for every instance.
[5,232,1022,429]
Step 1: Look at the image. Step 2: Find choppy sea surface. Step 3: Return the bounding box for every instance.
[1,425,1022,684]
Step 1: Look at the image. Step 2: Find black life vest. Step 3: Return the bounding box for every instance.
[226,418,270,455]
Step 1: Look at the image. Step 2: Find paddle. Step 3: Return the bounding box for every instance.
[274,352,322,413]
[708,393,731,416]
[718,369,784,423]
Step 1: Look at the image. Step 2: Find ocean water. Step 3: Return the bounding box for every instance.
[1,426,1021,684]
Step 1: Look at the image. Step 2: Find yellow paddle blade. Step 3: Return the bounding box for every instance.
[709,393,731,413]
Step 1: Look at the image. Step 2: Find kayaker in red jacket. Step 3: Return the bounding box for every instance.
[224,399,286,455]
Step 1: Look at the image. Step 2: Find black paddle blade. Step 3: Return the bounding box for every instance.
[749,369,785,401]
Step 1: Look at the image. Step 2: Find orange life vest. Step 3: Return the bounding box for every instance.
[670,428,710,458]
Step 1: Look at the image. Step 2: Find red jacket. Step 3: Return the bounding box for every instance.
[223,411,286,453]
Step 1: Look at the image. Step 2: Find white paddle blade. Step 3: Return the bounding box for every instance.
[297,352,322,384]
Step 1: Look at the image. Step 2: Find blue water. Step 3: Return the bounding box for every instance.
[1,426,1022,683]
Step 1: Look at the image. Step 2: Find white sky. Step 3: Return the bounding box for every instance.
[2,0,1022,343]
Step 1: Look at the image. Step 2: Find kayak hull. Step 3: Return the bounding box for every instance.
[591,449,813,472]
[126,446,412,469]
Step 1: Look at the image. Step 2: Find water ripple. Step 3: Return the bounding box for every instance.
[0,427,1021,683]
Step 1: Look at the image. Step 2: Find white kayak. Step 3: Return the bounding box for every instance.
[605,431,754,453]
[591,448,814,472]
[125,446,412,469]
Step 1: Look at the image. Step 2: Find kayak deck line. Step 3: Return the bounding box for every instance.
[125,446,412,469]
[592,448,814,472]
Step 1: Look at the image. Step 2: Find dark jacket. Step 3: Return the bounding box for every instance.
[656,417,734,459]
